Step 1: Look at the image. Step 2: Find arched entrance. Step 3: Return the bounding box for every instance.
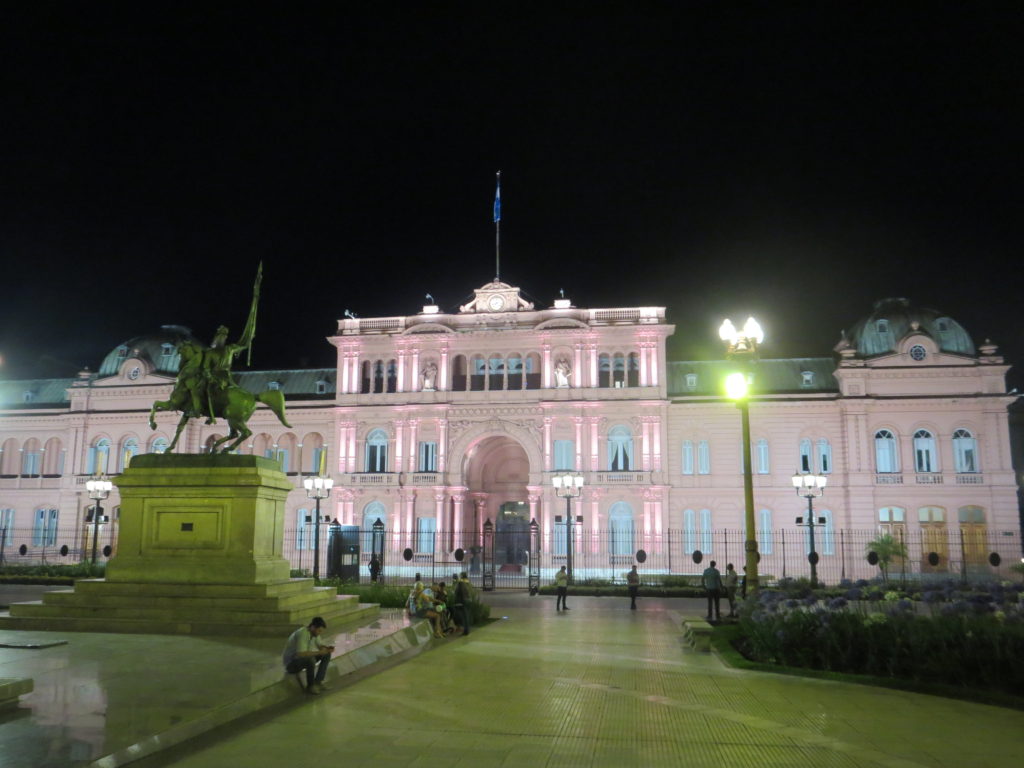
[463,435,531,566]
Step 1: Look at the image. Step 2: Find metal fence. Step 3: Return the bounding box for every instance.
[283,525,1022,590]
[3,524,1020,591]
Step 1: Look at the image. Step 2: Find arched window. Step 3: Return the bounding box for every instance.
[507,354,523,389]
[699,509,713,554]
[817,439,832,474]
[952,429,978,473]
[799,438,813,473]
[88,438,112,475]
[627,352,640,387]
[33,507,59,546]
[681,440,694,475]
[120,438,139,471]
[683,509,696,553]
[364,429,389,473]
[362,501,387,553]
[758,509,773,554]
[598,353,611,387]
[612,353,626,388]
[43,437,64,475]
[607,426,634,471]
[21,438,41,477]
[451,355,468,391]
[360,360,373,394]
[756,439,770,474]
[913,429,937,473]
[373,360,385,393]
[470,355,486,391]
[874,430,898,473]
[386,360,398,393]
[150,437,169,454]
[295,508,312,550]
[608,502,634,556]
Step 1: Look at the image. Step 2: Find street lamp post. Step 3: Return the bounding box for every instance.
[85,477,113,566]
[792,471,827,588]
[303,475,334,580]
[552,471,584,585]
[720,317,764,595]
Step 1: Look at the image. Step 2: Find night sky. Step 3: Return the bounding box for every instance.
[1,5,1021,386]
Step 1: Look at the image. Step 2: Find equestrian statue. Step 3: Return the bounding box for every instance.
[149,262,292,453]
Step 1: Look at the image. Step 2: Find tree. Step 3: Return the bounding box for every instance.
[865,533,908,583]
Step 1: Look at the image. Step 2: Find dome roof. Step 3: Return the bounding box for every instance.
[844,298,975,358]
[97,325,199,377]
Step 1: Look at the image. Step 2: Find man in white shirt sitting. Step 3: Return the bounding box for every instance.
[282,616,334,694]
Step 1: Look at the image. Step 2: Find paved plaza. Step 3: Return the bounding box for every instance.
[138,592,1022,768]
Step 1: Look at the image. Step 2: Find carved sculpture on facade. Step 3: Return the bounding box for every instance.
[148,262,292,453]
[421,361,438,391]
[554,357,572,388]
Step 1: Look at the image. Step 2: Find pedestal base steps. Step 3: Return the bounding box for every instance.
[0,578,378,636]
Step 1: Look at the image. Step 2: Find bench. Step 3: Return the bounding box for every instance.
[682,618,713,652]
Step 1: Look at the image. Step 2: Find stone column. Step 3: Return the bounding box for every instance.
[397,351,406,394]
[451,489,466,550]
[394,421,405,475]
[640,343,649,387]
[543,344,552,389]
[543,417,553,471]
[411,350,420,392]
[574,417,584,471]
[439,347,449,392]
[438,419,448,472]
[407,419,419,473]
[589,343,598,388]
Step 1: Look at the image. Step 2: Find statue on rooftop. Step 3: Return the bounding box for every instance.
[148,263,292,453]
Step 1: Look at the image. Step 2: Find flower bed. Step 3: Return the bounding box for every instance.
[735,579,1024,696]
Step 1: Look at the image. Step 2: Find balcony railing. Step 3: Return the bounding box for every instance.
[341,473,401,487]
[915,474,943,484]
[956,474,984,484]
[592,471,651,484]
[875,474,903,485]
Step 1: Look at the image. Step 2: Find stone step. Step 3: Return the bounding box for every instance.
[41,587,355,613]
[0,602,380,636]
[71,578,316,599]
[8,595,368,625]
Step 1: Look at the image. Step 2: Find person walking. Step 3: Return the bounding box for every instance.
[626,565,640,610]
[554,565,569,610]
[724,563,739,617]
[701,560,723,621]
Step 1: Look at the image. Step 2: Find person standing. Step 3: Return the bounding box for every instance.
[368,555,381,583]
[626,565,640,610]
[454,572,473,636]
[282,616,334,694]
[701,560,723,621]
[554,565,569,610]
[724,563,739,617]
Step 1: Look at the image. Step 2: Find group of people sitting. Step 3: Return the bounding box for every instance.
[408,571,474,638]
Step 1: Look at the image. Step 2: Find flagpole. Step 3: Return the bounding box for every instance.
[494,171,501,281]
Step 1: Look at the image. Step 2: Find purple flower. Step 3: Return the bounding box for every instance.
[828,597,848,611]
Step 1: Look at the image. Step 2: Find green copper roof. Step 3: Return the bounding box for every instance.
[234,369,335,397]
[0,378,74,408]
[97,325,198,376]
[666,358,837,397]
[844,298,975,357]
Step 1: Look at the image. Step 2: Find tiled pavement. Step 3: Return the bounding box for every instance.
[143,593,1024,768]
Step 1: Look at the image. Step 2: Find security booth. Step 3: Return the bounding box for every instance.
[327,523,360,581]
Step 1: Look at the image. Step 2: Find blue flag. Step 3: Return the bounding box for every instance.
[493,172,501,223]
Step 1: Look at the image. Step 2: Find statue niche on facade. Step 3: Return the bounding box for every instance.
[148,262,292,453]
[421,361,438,391]
[554,357,572,388]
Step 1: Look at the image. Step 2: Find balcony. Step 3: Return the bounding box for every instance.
[407,472,442,486]
[955,473,984,485]
[915,474,943,485]
[340,473,401,487]
[592,471,651,485]
[874,474,903,485]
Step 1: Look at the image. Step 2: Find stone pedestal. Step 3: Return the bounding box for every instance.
[3,455,377,636]
[107,453,293,585]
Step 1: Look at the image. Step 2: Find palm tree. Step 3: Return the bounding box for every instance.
[865,533,908,583]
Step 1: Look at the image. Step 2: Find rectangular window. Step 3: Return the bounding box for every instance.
[553,440,574,471]
[416,517,436,553]
[0,509,13,545]
[818,439,832,474]
[22,452,41,476]
[699,509,712,553]
[33,508,58,547]
[681,440,694,475]
[697,440,710,474]
[311,447,327,475]
[296,509,311,550]
[553,516,567,555]
[758,509,773,554]
[418,441,438,472]
[756,439,769,474]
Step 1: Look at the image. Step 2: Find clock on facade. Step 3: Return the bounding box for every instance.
[487,294,506,311]
[127,366,141,380]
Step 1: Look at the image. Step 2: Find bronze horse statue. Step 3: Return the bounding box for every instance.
[149,340,292,453]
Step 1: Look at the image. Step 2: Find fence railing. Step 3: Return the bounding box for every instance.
[2,525,1019,591]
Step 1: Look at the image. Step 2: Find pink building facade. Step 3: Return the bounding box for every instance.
[0,285,1019,582]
